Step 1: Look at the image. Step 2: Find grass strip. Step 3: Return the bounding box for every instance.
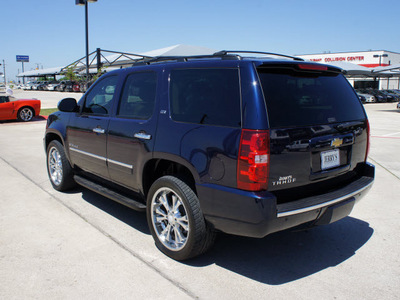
[40,108,58,116]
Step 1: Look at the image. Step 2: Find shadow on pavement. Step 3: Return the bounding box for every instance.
[74,187,373,285]
[0,116,47,124]
[188,217,373,285]
[377,109,399,113]
[80,188,150,235]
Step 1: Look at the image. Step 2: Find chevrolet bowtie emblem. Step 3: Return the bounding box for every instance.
[331,138,343,148]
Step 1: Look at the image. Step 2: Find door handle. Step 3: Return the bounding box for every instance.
[93,127,105,134]
[134,132,152,140]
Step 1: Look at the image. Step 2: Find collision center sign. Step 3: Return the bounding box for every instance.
[16,55,29,62]
[309,56,365,63]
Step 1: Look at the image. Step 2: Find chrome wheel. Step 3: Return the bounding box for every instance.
[48,146,63,186]
[150,187,189,251]
[19,107,33,121]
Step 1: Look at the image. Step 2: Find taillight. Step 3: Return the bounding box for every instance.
[297,64,328,71]
[365,119,371,162]
[237,129,270,191]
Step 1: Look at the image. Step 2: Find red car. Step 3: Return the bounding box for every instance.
[0,93,41,122]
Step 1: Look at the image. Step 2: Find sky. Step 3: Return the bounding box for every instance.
[2,0,400,82]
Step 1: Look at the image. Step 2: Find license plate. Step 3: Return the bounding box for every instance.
[321,149,340,170]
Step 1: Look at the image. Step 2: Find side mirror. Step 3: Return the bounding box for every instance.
[58,98,79,112]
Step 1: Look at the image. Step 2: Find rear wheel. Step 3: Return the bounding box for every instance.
[46,140,76,191]
[17,107,34,122]
[147,176,215,260]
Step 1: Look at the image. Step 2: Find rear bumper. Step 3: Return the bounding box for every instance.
[197,163,374,238]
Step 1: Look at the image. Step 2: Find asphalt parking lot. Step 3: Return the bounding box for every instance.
[0,92,399,299]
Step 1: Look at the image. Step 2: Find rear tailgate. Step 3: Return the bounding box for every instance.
[257,63,369,204]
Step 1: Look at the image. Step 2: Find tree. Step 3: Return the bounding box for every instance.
[62,66,78,81]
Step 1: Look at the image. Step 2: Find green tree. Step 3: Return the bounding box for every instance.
[62,66,78,81]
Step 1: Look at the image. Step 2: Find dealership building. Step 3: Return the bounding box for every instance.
[297,50,400,90]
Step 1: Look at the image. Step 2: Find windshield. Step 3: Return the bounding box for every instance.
[258,68,366,128]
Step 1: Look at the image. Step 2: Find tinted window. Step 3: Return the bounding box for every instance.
[258,69,366,128]
[118,72,157,119]
[83,76,118,115]
[170,68,241,127]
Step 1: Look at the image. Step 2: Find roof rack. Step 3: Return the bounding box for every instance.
[132,54,223,66]
[214,50,304,61]
[131,50,304,66]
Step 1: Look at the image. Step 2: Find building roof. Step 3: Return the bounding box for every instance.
[16,45,400,78]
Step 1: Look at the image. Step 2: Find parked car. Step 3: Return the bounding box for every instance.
[357,94,366,103]
[57,81,80,92]
[356,92,376,103]
[0,92,41,122]
[72,82,81,92]
[37,81,49,91]
[56,81,70,92]
[44,51,375,260]
[397,101,400,112]
[46,81,59,91]
[380,90,400,102]
[30,82,41,90]
[360,89,388,102]
[384,89,400,96]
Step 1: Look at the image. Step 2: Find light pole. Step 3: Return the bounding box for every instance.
[373,54,388,66]
[0,60,6,85]
[75,0,97,84]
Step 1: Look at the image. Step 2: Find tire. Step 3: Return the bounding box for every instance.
[46,140,76,191]
[146,176,215,260]
[17,107,34,122]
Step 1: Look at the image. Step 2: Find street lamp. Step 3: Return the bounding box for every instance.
[373,54,388,66]
[75,0,98,84]
[0,60,6,85]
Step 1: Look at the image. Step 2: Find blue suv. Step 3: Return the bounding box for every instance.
[45,51,375,260]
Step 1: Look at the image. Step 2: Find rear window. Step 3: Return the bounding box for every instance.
[258,68,365,128]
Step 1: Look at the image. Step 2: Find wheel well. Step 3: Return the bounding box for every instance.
[18,106,35,116]
[45,133,63,150]
[143,159,196,198]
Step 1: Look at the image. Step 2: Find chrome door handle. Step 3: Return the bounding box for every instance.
[93,128,105,134]
[134,132,152,140]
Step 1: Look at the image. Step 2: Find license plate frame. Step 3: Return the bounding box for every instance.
[321,149,340,170]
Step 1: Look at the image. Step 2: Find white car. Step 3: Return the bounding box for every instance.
[46,81,59,91]
[357,93,376,103]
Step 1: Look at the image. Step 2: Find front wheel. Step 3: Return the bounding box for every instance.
[17,107,34,122]
[146,176,215,260]
[46,140,76,191]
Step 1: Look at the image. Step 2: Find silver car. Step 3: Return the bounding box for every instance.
[357,93,376,103]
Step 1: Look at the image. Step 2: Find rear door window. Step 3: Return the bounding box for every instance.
[170,68,241,128]
[258,67,365,128]
[117,72,157,120]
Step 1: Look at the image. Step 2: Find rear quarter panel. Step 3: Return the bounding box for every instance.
[15,99,41,118]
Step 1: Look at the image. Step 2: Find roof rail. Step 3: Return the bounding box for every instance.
[131,50,304,66]
[132,54,225,66]
[214,50,304,61]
